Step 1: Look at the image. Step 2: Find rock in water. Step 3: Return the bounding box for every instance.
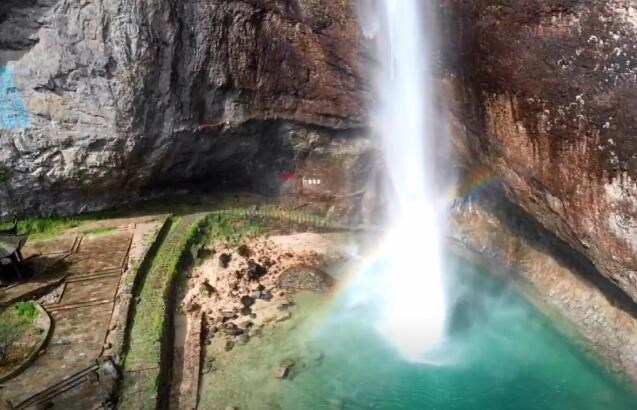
[275,359,295,380]
[239,320,253,329]
[275,367,289,379]
[307,350,323,363]
[248,328,263,338]
[279,358,295,368]
[278,266,334,292]
[237,334,250,345]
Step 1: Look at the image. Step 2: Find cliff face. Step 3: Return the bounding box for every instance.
[441,0,637,304]
[0,0,371,216]
[2,1,637,305]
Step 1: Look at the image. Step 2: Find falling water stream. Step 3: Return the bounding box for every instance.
[372,0,450,361]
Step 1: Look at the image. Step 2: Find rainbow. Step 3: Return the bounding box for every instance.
[306,167,504,334]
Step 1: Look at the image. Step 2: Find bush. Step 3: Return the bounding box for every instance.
[14,302,38,321]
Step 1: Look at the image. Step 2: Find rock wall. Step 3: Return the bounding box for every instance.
[0,0,372,217]
[441,0,637,304]
[450,187,637,385]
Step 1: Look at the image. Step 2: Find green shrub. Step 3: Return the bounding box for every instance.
[14,302,38,321]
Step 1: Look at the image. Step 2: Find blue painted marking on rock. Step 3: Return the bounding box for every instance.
[0,67,30,129]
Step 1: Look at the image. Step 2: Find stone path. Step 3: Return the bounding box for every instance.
[14,359,119,410]
[0,229,133,407]
[0,215,178,410]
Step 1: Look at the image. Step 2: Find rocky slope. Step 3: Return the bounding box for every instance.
[450,187,637,384]
[441,0,637,304]
[0,0,372,217]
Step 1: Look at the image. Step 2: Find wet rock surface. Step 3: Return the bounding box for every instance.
[450,193,637,385]
[441,0,637,303]
[279,265,335,292]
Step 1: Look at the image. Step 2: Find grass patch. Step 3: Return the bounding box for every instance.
[1,194,334,243]
[204,212,269,246]
[0,217,98,241]
[0,302,43,371]
[14,301,38,321]
[119,214,206,410]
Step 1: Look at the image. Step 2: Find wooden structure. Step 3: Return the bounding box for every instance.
[0,234,27,280]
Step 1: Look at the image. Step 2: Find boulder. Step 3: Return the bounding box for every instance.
[248,261,267,281]
[275,367,289,379]
[222,323,244,336]
[221,311,238,321]
[257,291,273,302]
[240,295,256,308]
[219,254,232,269]
[278,266,334,292]
[237,244,251,258]
[275,358,296,379]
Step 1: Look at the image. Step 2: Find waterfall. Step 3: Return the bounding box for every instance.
[362,0,452,362]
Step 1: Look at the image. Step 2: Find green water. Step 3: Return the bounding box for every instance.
[200,259,637,410]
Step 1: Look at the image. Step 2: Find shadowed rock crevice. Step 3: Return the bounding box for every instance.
[471,183,637,321]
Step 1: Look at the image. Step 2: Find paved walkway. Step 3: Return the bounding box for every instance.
[0,229,133,407]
